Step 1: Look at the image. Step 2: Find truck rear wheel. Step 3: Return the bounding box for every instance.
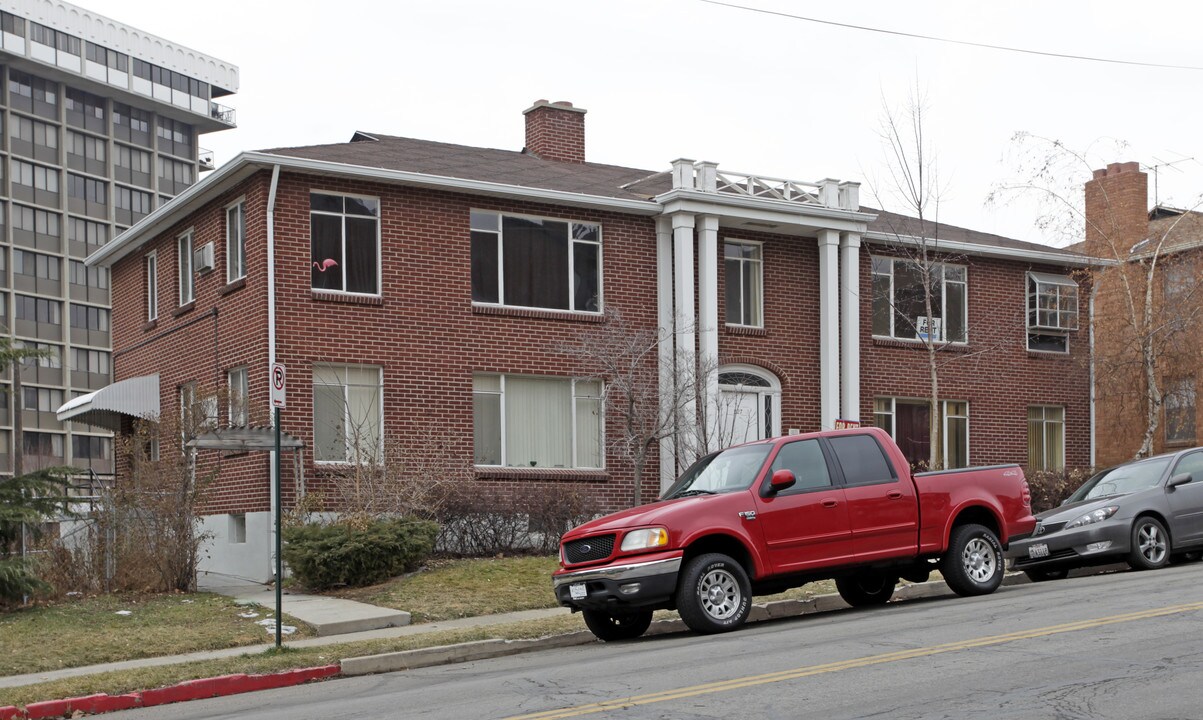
[581,609,653,641]
[836,571,897,607]
[676,553,751,634]
[940,523,1004,596]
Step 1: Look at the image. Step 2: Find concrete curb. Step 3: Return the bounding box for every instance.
[339,576,1005,676]
[0,665,339,719]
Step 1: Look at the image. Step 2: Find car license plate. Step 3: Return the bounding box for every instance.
[1028,543,1050,559]
[569,583,587,600]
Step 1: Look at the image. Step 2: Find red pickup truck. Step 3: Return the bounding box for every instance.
[553,427,1035,640]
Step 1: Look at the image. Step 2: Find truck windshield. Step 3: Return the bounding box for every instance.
[1066,456,1173,503]
[662,444,773,499]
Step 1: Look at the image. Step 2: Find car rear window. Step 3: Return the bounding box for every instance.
[829,434,896,486]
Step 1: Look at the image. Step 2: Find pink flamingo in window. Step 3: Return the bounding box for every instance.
[313,258,339,272]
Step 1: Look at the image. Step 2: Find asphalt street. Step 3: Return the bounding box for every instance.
[106,563,1203,720]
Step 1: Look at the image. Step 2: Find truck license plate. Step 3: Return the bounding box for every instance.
[1028,543,1049,559]
[569,583,587,600]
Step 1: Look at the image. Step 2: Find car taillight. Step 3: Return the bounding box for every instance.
[1021,481,1032,508]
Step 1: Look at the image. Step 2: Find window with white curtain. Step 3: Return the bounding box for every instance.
[1028,405,1065,471]
[473,374,602,469]
[228,366,248,426]
[312,364,382,463]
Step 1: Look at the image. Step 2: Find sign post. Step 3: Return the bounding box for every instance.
[270,363,286,648]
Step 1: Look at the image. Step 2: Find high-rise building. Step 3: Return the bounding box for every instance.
[0,0,237,479]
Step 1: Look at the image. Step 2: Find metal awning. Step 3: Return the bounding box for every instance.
[56,373,160,431]
[187,426,304,452]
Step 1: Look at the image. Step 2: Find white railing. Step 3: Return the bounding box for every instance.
[671,159,859,211]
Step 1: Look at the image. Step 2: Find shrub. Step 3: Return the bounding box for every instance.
[0,470,70,605]
[1027,467,1094,514]
[283,517,438,590]
[435,484,599,556]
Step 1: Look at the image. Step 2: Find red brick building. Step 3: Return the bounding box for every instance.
[64,100,1092,583]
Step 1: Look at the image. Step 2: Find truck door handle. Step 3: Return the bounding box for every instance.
[887,491,903,499]
[821,499,839,508]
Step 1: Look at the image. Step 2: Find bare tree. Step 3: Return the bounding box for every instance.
[991,133,1203,459]
[560,308,716,506]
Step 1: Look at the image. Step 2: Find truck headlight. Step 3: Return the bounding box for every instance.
[620,527,669,552]
[1066,506,1119,529]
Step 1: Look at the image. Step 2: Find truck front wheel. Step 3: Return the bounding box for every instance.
[836,571,898,607]
[940,523,1004,596]
[581,609,653,641]
[676,553,752,634]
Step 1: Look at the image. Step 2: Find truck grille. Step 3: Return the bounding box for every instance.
[563,534,615,564]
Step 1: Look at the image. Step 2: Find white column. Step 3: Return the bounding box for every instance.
[840,232,862,422]
[656,216,677,492]
[817,229,840,429]
[673,213,697,465]
[697,214,720,451]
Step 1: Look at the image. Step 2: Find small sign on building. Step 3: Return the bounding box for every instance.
[834,419,861,430]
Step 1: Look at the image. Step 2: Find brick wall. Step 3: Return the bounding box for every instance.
[111,169,1093,517]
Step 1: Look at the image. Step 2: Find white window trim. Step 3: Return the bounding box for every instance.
[177,229,194,306]
[470,209,604,315]
[145,250,158,321]
[225,197,246,283]
[473,373,605,469]
[871,256,969,344]
[227,365,248,426]
[312,364,384,465]
[724,239,764,329]
[309,190,382,298]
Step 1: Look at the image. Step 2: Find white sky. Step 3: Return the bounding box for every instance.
[86,0,1203,248]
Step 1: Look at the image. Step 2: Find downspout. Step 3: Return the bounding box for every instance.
[1089,286,1096,468]
[266,164,281,579]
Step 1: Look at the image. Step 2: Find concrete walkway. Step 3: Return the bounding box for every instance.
[216,583,413,637]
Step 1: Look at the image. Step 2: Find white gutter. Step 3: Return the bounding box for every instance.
[266,164,281,578]
[862,231,1096,268]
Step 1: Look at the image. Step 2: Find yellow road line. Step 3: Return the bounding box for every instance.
[504,601,1203,720]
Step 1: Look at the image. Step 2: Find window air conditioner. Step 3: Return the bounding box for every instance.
[194,242,215,273]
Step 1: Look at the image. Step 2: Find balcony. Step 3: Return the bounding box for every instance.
[209,101,236,126]
[198,148,216,171]
[670,160,860,211]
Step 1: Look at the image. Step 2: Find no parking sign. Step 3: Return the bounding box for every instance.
[271,363,287,408]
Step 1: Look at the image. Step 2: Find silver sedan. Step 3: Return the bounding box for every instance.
[1008,447,1203,581]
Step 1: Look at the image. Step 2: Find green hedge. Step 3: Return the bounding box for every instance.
[282,518,438,590]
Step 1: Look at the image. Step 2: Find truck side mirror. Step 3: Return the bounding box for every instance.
[768,469,796,494]
[1168,472,1192,489]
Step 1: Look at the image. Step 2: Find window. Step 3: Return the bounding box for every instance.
[158,157,194,195]
[12,205,60,250]
[227,201,245,282]
[1027,406,1065,472]
[16,341,61,368]
[1027,272,1078,353]
[68,217,109,257]
[115,186,153,225]
[178,232,194,305]
[70,261,109,291]
[67,174,107,219]
[64,87,105,133]
[470,211,601,313]
[724,241,763,327]
[873,397,970,469]
[71,435,112,473]
[15,295,61,325]
[768,439,831,491]
[871,257,967,343]
[1166,378,1197,445]
[2,11,26,38]
[828,434,896,485]
[228,514,247,544]
[69,304,109,332]
[472,374,602,468]
[228,366,248,426]
[14,249,60,280]
[310,193,379,295]
[146,252,158,321]
[312,365,382,463]
[179,382,218,434]
[113,103,152,147]
[71,348,110,375]
[23,386,63,412]
[114,145,151,187]
[22,432,64,470]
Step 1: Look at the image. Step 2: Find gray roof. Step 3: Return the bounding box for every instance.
[264,132,664,202]
[866,208,1089,262]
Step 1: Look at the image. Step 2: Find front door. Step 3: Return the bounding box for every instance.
[754,438,854,573]
[717,368,780,447]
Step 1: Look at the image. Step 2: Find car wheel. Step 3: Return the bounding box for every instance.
[676,553,752,634]
[836,571,898,607]
[581,609,653,641]
[1024,567,1070,582]
[940,523,1004,596]
[1127,517,1170,570]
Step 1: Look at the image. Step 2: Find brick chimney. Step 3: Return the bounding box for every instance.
[523,99,586,163]
[1084,161,1148,258]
